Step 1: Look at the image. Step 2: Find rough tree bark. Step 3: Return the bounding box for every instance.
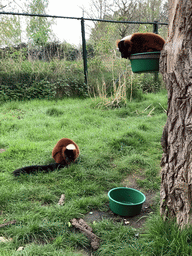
[159,0,192,228]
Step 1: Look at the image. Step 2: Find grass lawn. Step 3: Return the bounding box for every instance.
[1,90,192,255]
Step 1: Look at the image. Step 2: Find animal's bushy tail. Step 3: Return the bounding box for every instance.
[13,163,65,176]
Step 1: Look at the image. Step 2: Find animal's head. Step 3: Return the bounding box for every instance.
[116,35,133,59]
[52,138,80,165]
[63,144,77,163]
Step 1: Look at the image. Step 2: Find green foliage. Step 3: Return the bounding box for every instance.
[5,47,28,61]
[0,59,87,101]
[0,80,56,101]
[88,57,129,97]
[0,15,21,46]
[26,0,54,46]
[89,21,119,56]
[0,53,163,102]
[94,219,137,256]
[139,213,192,255]
[131,73,163,93]
[46,107,64,117]
[88,55,164,107]
[93,214,192,256]
[60,42,80,61]
[86,42,95,58]
[91,23,117,56]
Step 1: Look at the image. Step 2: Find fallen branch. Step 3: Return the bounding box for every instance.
[71,218,100,250]
[0,220,16,228]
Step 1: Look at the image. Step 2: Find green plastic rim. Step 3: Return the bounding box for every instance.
[129,51,161,73]
[108,187,146,216]
[130,51,161,58]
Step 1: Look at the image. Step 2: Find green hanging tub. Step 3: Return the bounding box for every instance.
[129,51,161,73]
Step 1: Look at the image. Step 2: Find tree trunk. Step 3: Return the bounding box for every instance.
[159,0,192,228]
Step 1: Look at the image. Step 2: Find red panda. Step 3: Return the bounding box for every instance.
[52,138,80,165]
[13,138,80,176]
[117,32,165,59]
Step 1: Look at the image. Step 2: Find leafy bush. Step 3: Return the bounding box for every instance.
[0,78,88,101]
[54,77,88,98]
[131,73,163,93]
[0,48,164,102]
[0,58,88,101]
[60,42,80,61]
[0,80,56,101]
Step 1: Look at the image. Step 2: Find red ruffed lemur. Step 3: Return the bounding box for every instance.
[116,32,165,59]
[13,138,80,176]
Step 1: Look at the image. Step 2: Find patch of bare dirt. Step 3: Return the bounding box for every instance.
[84,175,158,230]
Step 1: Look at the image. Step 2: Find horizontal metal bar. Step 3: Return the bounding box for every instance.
[0,12,168,25]
[0,11,81,20]
[84,18,168,25]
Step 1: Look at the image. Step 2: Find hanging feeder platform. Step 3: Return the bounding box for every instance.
[129,51,161,73]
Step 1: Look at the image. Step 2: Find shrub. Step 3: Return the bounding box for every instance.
[0,58,88,101]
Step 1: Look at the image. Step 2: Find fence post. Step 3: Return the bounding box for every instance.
[153,20,159,84]
[81,17,88,85]
[153,20,158,34]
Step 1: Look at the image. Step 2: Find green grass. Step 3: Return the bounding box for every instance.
[1,90,191,255]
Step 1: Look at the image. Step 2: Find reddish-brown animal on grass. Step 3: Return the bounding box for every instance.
[13,138,80,176]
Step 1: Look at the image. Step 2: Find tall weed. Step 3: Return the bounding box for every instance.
[88,55,164,109]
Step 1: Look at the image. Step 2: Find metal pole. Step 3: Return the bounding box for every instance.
[81,17,88,85]
[153,21,159,83]
[153,20,158,34]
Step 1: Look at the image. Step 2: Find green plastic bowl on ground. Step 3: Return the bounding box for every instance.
[129,51,161,73]
[108,187,146,217]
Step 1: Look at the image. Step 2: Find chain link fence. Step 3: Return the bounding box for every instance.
[0,11,168,101]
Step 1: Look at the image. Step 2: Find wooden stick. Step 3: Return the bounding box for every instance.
[71,218,100,250]
[0,220,16,228]
[58,194,65,205]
